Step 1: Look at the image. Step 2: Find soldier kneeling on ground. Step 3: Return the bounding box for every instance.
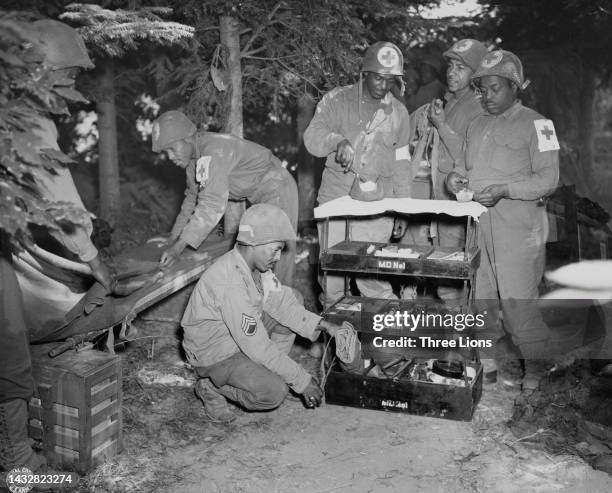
[181,204,342,423]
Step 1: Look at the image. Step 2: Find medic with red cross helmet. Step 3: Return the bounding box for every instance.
[446,50,560,389]
[304,41,413,305]
[151,111,298,287]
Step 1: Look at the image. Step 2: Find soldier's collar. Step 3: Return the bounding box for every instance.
[444,87,475,104]
[498,99,522,119]
[231,246,252,275]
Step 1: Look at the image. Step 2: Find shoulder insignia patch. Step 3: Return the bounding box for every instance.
[533,119,560,152]
[241,314,257,336]
[196,156,212,185]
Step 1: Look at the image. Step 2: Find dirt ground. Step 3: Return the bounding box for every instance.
[68,247,612,493]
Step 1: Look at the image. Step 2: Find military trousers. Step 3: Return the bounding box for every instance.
[475,198,550,358]
[194,314,296,411]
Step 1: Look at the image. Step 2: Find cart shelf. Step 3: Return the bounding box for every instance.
[321,240,480,279]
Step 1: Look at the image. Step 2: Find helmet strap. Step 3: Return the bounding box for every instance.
[358,72,363,123]
[193,131,202,159]
[396,76,405,97]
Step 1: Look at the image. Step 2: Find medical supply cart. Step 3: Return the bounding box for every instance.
[316,197,487,421]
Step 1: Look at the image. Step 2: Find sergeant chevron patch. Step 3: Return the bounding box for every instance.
[241,314,257,336]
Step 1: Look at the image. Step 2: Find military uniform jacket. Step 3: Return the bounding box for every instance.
[181,247,322,393]
[430,89,484,199]
[303,83,412,204]
[172,132,286,249]
[457,101,559,200]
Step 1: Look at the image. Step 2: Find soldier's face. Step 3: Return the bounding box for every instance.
[477,75,517,115]
[45,67,79,89]
[252,241,284,272]
[165,140,194,168]
[364,72,396,100]
[446,59,473,93]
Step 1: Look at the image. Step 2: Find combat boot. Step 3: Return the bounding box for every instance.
[522,359,548,391]
[194,379,236,424]
[0,398,46,472]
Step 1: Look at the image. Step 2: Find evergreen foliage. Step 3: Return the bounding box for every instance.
[0,12,89,240]
[59,3,194,58]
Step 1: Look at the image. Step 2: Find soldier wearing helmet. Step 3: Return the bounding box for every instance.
[24,19,111,289]
[446,50,560,389]
[150,111,298,287]
[304,41,413,305]
[181,204,342,422]
[414,39,488,302]
[0,19,113,474]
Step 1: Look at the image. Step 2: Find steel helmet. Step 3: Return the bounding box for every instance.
[443,39,488,72]
[362,41,404,76]
[471,50,530,90]
[29,19,94,70]
[236,204,296,246]
[151,110,197,152]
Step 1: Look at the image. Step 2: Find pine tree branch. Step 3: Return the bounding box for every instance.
[243,54,300,61]
[274,57,322,94]
[240,0,284,56]
[197,26,220,33]
[241,46,267,58]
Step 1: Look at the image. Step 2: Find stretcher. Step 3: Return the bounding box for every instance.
[27,236,233,356]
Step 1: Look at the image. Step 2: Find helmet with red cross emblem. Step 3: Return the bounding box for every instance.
[443,39,488,72]
[471,49,530,90]
[237,204,295,246]
[362,41,404,76]
[151,110,197,153]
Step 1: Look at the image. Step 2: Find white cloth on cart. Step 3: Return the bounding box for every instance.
[314,196,487,220]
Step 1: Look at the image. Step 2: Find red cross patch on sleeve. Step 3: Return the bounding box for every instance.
[533,119,560,152]
[196,156,211,186]
[241,314,257,336]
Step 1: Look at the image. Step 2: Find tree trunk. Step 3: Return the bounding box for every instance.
[97,60,120,226]
[219,15,244,237]
[219,15,243,137]
[296,93,318,231]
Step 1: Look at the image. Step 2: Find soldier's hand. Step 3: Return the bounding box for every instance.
[301,377,323,408]
[446,171,469,195]
[473,184,509,207]
[160,239,187,267]
[392,217,409,239]
[87,255,112,291]
[336,139,355,170]
[317,319,341,338]
[427,98,446,128]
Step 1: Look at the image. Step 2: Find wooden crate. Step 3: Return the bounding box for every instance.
[27,344,122,474]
